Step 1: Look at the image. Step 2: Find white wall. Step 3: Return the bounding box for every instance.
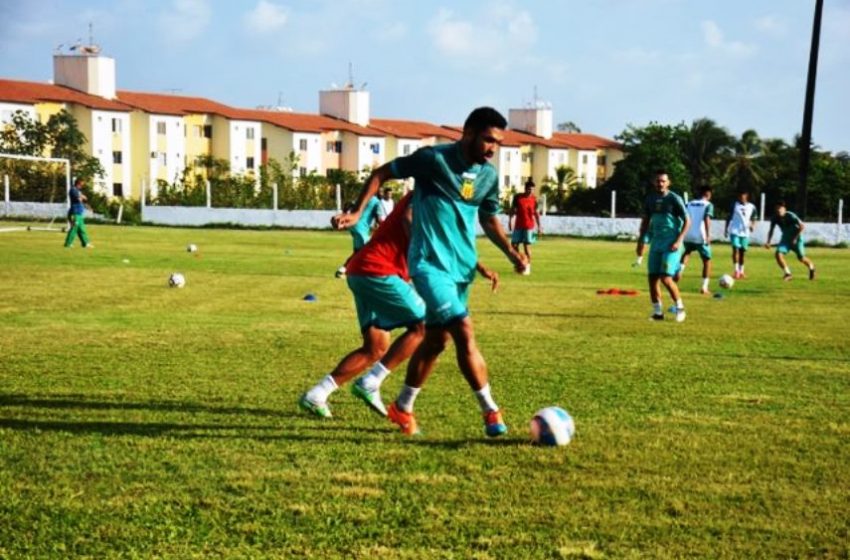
[91,110,130,197]
[0,102,36,125]
[53,55,117,99]
[496,147,522,193]
[228,120,262,179]
[398,139,422,157]
[577,150,598,187]
[293,132,322,174]
[357,136,385,173]
[149,115,186,188]
[319,89,370,127]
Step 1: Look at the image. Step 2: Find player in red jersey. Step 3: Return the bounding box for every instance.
[508,179,541,273]
[300,192,499,419]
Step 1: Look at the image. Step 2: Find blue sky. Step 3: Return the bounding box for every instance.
[1,0,848,151]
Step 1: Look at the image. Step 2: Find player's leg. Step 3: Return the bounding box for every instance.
[300,326,389,417]
[647,251,665,319]
[76,215,91,247]
[774,247,792,280]
[674,249,690,283]
[738,246,747,278]
[64,214,80,247]
[794,242,816,279]
[661,249,685,321]
[699,245,712,293]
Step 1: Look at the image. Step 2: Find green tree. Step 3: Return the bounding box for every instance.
[724,129,765,197]
[556,121,581,133]
[680,118,733,193]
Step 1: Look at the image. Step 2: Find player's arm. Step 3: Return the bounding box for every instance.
[507,196,517,232]
[636,216,649,257]
[476,261,500,293]
[534,200,542,235]
[704,214,711,244]
[332,164,393,230]
[671,202,690,251]
[764,222,775,248]
[480,214,526,273]
[793,218,804,244]
[724,203,733,236]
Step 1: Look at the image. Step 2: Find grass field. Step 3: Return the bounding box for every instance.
[1,222,848,559]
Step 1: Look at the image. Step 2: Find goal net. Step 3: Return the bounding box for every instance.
[0,153,70,232]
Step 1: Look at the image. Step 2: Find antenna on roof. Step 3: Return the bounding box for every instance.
[347,61,354,89]
[88,22,94,47]
[277,91,284,106]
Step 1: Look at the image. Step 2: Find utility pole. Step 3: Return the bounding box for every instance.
[798,0,824,219]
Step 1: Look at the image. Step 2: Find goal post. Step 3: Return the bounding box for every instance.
[0,153,71,232]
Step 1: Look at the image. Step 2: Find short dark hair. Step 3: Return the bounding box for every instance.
[463,107,507,135]
[74,178,84,187]
[525,178,535,188]
[699,185,712,196]
[654,169,669,177]
[776,200,787,208]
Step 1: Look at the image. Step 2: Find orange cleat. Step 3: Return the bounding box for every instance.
[388,402,420,435]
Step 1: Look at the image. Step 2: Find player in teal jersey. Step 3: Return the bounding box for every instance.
[336,195,381,278]
[764,200,816,281]
[334,107,527,437]
[636,170,690,322]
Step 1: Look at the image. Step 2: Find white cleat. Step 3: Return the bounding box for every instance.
[675,308,687,323]
[351,379,388,416]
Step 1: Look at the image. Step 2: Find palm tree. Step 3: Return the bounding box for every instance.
[725,129,765,195]
[554,165,578,211]
[681,118,733,193]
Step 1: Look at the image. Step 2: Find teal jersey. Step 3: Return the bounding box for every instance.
[644,191,687,251]
[390,143,500,283]
[771,211,803,242]
[351,196,381,239]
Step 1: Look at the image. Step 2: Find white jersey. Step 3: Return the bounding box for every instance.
[727,201,757,237]
[378,198,395,221]
[684,199,713,244]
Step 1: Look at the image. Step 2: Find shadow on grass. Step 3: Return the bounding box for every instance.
[0,417,282,437]
[479,310,613,320]
[0,393,296,419]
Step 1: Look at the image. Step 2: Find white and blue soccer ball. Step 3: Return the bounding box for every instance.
[168,272,186,288]
[530,406,575,446]
[719,274,735,289]
[186,243,198,253]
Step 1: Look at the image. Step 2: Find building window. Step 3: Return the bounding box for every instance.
[326,141,342,153]
[299,166,307,177]
[113,183,123,197]
[246,127,255,140]
[369,143,381,154]
[298,138,308,151]
[403,144,412,156]
[582,154,588,164]
[112,151,122,164]
[247,157,255,169]
[505,151,511,162]
[158,152,167,165]
[156,122,166,135]
[203,125,213,138]
[261,138,267,150]
[111,118,122,133]
[192,125,202,137]
[504,175,510,187]
[598,155,607,166]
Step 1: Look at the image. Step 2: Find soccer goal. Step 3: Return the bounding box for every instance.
[0,153,71,233]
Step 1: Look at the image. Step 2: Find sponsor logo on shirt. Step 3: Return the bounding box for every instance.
[460,172,476,200]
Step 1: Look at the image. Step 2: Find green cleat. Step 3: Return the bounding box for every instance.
[351,379,388,416]
[298,393,332,418]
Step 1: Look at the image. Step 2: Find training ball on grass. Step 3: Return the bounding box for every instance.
[186,244,198,253]
[530,406,575,446]
[719,274,735,289]
[168,272,186,288]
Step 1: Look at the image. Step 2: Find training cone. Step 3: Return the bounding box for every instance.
[713,293,724,300]
[303,293,317,302]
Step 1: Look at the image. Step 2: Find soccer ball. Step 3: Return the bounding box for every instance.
[168,272,186,288]
[530,406,575,446]
[186,244,198,253]
[719,274,735,289]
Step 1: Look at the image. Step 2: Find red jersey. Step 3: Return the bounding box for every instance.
[346,192,412,280]
[513,194,538,230]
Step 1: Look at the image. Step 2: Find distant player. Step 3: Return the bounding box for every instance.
[301,193,425,418]
[63,178,93,249]
[336,107,527,437]
[764,200,816,281]
[636,170,690,322]
[676,186,714,294]
[335,195,381,278]
[377,187,395,223]
[508,178,541,273]
[725,191,758,279]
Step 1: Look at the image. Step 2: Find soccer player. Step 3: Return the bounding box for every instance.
[335,195,381,278]
[636,170,690,322]
[725,191,758,279]
[301,193,425,418]
[336,107,527,437]
[508,178,542,273]
[63,178,93,249]
[676,186,714,294]
[377,187,395,223]
[764,201,816,281]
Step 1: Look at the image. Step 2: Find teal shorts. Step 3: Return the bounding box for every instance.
[347,275,425,332]
[412,270,470,327]
[350,229,370,251]
[511,228,537,245]
[777,237,806,258]
[683,241,712,260]
[648,248,683,277]
[730,234,750,250]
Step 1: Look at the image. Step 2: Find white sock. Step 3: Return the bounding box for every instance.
[306,374,337,403]
[702,277,709,290]
[396,384,420,413]
[679,264,686,273]
[734,263,741,274]
[740,264,745,274]
[360,362,390,390]
[675,298,684,310]
[474,384,499,413]
[652,302,663,315]
[784,266,792,275]
[636,255,643,264]
[808,263,815,271]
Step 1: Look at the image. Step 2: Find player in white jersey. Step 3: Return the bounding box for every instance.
[724,191,758,279]
[675,186,714,294]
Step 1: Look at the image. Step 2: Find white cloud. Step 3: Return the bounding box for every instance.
[754,15,787,37]
[158,0,211,44]
[427,3,539,70]
[243,0,288,34]
[701,20,756,57]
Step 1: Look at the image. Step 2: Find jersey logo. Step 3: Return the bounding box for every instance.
[460,172,476,200]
